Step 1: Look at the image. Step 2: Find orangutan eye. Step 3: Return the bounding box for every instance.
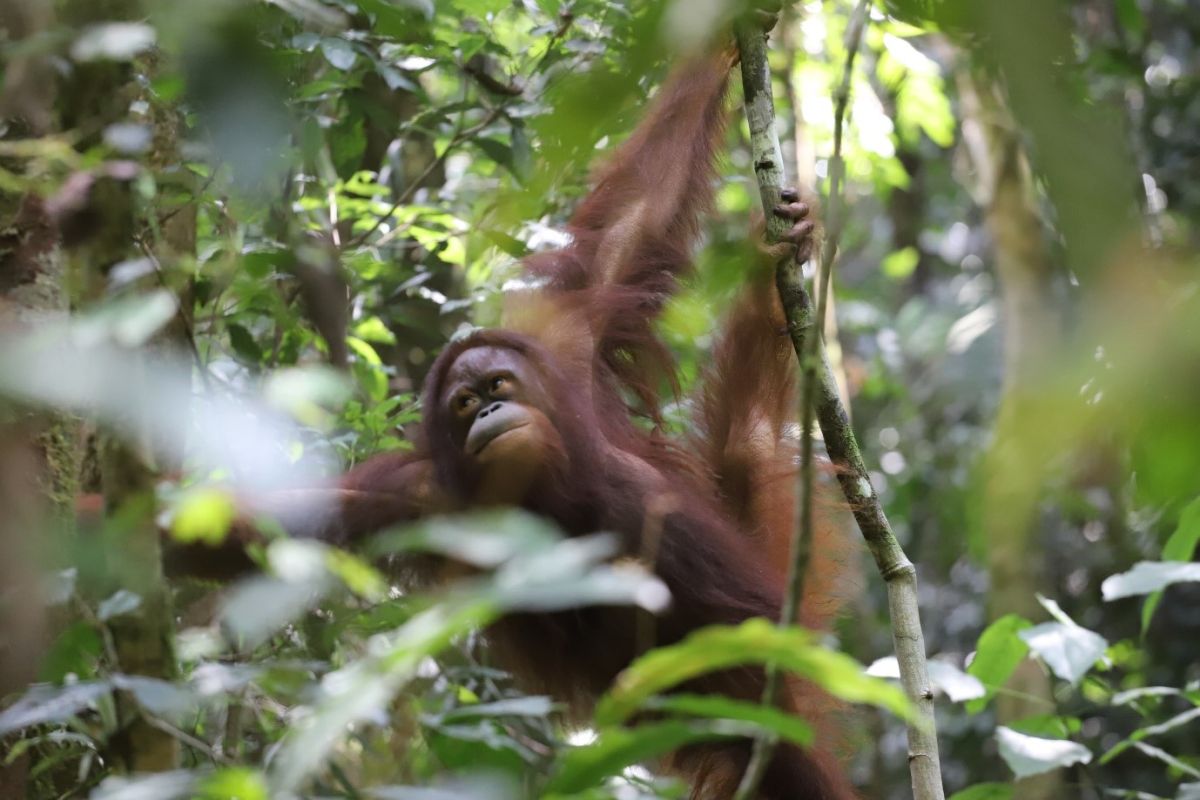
[489,375,507,392]
[457,394,478,412]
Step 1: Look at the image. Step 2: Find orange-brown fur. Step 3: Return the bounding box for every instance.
[166,50,857,800]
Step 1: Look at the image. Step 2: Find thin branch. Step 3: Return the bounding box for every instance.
[344,108,502,250]
[135,237,213,394]
[142,715,233,766]
[734,3,947,800]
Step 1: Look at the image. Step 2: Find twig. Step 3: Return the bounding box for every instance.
[733,4,947,800]
[135,237,214,394]
[344,109,502,250]
[142,714,233,766]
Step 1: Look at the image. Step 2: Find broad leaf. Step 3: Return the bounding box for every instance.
[1102,561,1200,601]
[868,656,985,703]
[547,720,756,794]
[996,726,1092,778]
[966,614,1030,713]
[947,783,1014,800]
[0,682,112,736]
[596,618,909,726]
[1019,622,1107,685]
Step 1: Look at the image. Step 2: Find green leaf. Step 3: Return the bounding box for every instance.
[219,575,330,649]
[347,336,388,400]
[170,487,236,545]
[1142,496,1200,629]
[197,768,269,800]
[271,597,498,791]
[947,783,1014,800]
[97,589,142,621]
[325,549,387,601]
[112,674,197,723]
[353,316,398,344]
[648,694,813,746]
[452,0,509,15]
[1100,706,1200,765]
[227,323,263,364]
[966,614,1031,714]
[481,228,528,258]
[0,681,111,736]
[882,246,920,279]
[358,0,435,35]
[320,37,358,71]
[1019,622,1108,686]
[1103,561,1200,601]
[91,771,197,800]
[71,22,156,62]
[595,619,910,726]
[39,622,103,683]
[441,696,555,721]
[1114,0,1145,40]
[868,656,985,703]
[475,138,515,173]
[996,726,1091,779]
[271,527,667,792]
[546,720,752,794]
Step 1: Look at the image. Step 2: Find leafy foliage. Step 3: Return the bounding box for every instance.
[1,0,1198,798]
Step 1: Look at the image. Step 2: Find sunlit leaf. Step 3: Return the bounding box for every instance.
[270,528,666,791]
[647,694,814,746]
[995,726,1092,778]
[43,568,78,606]
[440,696,554,721]
[966,614,1031,713]
[325,549,387,601]
[452,0,509,15]
[170,487,236,546]
[196,768,269,800]
[97,589,142,621]
[0,682,112,736]
[947,783,1014,800]
[547,720,755,794]
[1141,496,1200,628]
[227,323,263,364]
[353,316,398,344]
[1019,621,1107,686]
[38,622,103,683]
[882,246,920,279]
[270,598,496,791]
[320,37,358,70]
[111,675,197,723]
[90,771,197,800]
[219,575,329,649]
[596,619,910,726]
[71,23,156,62]
[1102,561,1200,601]
[868,656,985,703]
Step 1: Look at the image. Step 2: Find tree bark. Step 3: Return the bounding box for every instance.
[0,2,82,792]
[960,69,1066,800]
[56,0,183,773]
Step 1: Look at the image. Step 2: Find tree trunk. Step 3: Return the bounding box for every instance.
[0,2,83,793]
[56,0,184,773]
[960,70,1065,800]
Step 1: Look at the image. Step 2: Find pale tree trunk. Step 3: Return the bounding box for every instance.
[55,0,184,773]
[0,202,78,800]
[0,1,82,794]
[960,70,1065,800]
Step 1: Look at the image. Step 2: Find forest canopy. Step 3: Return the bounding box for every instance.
[1,1,1198,799]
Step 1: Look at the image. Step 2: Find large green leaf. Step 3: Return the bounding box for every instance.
[966,614,1031,714]
[595,618,910,726]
